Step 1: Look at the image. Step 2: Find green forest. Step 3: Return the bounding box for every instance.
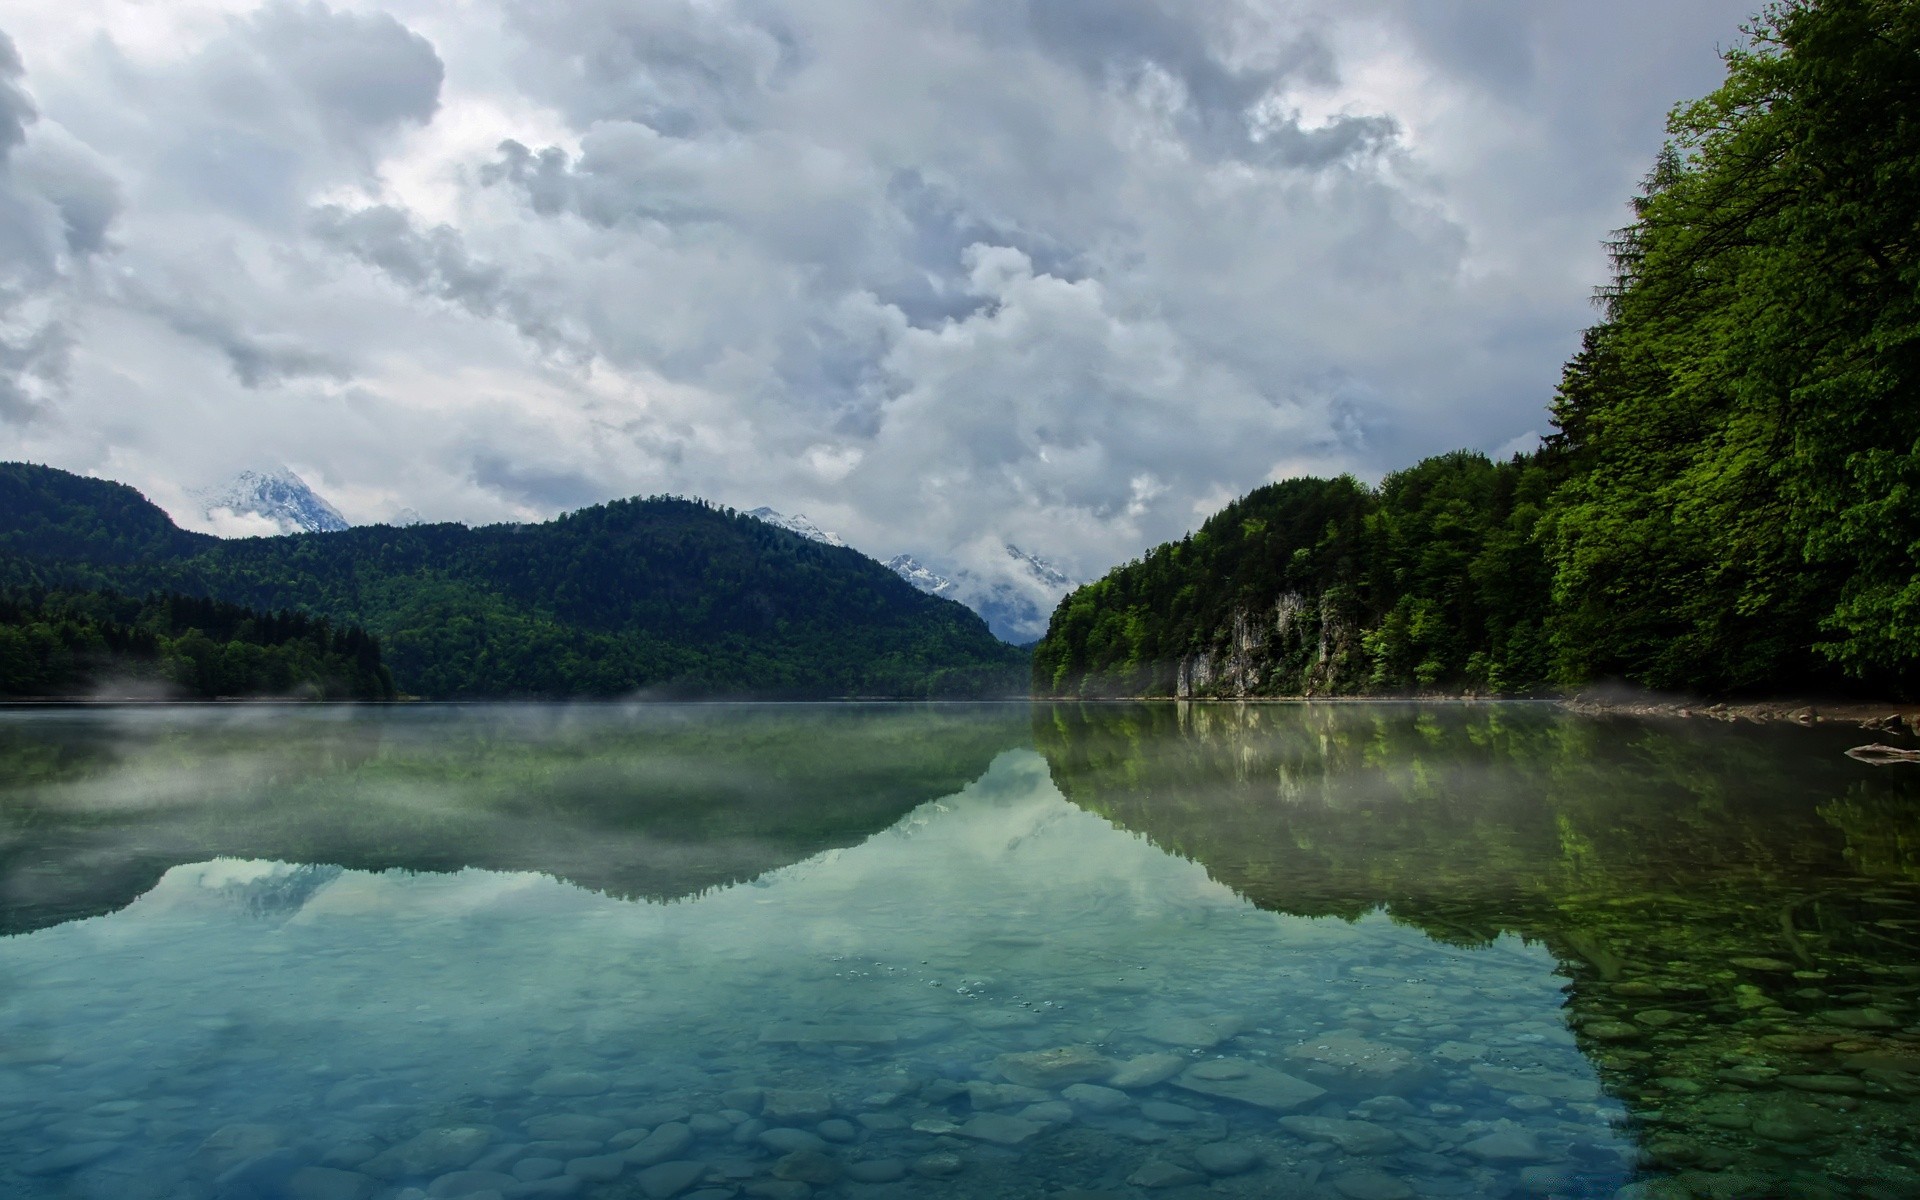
[0,463,1027,700]
[1037,0,1920,701]
[0,587,394,700]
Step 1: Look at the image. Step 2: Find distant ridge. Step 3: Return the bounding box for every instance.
[0,462,1027,699]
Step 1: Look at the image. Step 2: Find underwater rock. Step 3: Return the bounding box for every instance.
[845,1158,907,1182]
[287,1166,376,1200]
[911,1151,965,1177]
[364,1128,492,1179]
[1173,1060,1325,1112]
[762,1090,834,1122]
[624,1124,694,1166]
[996,1046,1117,1088]
[1281,1034,1436,1095]
[772,1150,841,1184]
[562,1153,626,1181]
[757,1128,826,1155]
[1460,1127,1552,1163]
[1278,1116,1401,1155]
[428,1169,518,1197]
[1106,1053,1188,1089]
[1192,1141,1261,1176]
[1331,1169,1414,1200]
[1137,1014,1246,1048]
[1138,1100,1203,1125]
[196,1124,285,1178]
[1127,1160,1204,1189]
[956,1113,1046,1145]
[1820,1008,1898,1030]
[635,1160,709,1198]
[528,1071,609,1097]
[1062,1084,1131,1113]
[525,1116,619,1143]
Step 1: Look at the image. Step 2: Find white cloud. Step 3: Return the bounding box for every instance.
[0,0,1757,581]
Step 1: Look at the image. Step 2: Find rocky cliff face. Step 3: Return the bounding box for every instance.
[1174,592,1367,699]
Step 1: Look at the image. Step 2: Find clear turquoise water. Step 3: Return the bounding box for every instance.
[1,702,1916,1200]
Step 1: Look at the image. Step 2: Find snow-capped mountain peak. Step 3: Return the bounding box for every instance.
[1005,544,1074,591]
[195,468,349,535]
[746,507,845,547]
[886,554,957,597]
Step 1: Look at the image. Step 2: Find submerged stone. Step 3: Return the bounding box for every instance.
[1281,1034,1435,1095]
[364,1128,492,1179]
[1331,1170,1415,1200]
[1127,1160,1204,1189]
[1173,1060,1325,1112]
[1278,1116,1401,1155]
[956,1113,1045,1145]
[1106,1053,1188,1090]
[1461,1127,1551,1163]
[636,1160,709,1199]
[1138,1014,1246,1048]
[996,1046,1116,1089]
[287,1166,376,1200]
[1192,1142,1261,1176]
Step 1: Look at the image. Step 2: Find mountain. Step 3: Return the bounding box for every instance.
[750,509,1076,643]
[745,507,845,547]
[885,553,957,597]
[194,468,350,534]
[891,544,1079,645]
[0,463,1028,699]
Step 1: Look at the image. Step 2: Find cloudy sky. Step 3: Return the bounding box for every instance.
[0,0,1755,585]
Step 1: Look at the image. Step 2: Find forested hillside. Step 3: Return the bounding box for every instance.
[0,588,394,700]
[1038,0,1919,701]
[0,464,1027,699]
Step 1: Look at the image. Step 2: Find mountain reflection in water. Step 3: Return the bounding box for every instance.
[0,701,1914,1200]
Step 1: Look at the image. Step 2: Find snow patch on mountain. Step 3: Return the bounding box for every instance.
[193,468,349,536]
[894,544,1081,644]
[748,508,1078,643]
[746,507,846,547]
[886,554,957,597]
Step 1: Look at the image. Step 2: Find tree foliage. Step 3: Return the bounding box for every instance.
[1039,0,1920,700]
[0,586,395,699]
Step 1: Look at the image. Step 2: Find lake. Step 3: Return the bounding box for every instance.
[1,702,1916,1200]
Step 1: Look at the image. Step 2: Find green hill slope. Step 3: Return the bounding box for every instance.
[0,463,1026,699]
[1038,0,1919,702]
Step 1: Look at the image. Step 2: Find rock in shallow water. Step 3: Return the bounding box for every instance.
[957,1113,1045,1145]
[634,1162,707,1200]
[364,1128,493,1179]
[1172,1060,1325,1113]
[529,1071,609,1097]
[1331,1169,1415,1200]
[1062,1083,1131,1113]
[996,1046,1116,1089]
[1278,1116,1401,1155]
[1192,1142,1261,1176]
[1106,1053,1188,1090]
[625,1123,694,1166]
[1282,1034,1436,1095]
[1127,1160,1204,1189]
[1460,1127,1551,1164]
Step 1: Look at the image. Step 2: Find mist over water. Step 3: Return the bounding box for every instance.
[1,702,1916,1199]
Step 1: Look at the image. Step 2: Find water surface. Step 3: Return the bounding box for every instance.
[1,702,1916,1200]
